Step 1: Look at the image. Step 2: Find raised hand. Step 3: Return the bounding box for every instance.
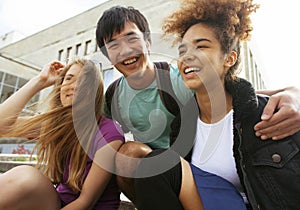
[38,61,65,89]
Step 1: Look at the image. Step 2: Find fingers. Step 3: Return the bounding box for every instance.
[41,62,65,78]
[259,95,280,120]
[255,117,298,140]
[255,105,300,140]
[39,61,65,87]
[255,86,300,140]
[49,61,64,73]
[271,127,300,140]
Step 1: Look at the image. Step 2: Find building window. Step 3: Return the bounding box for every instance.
[0,84,14,103]
[76,43,82,56]
[0,72,38,113]
[58,49,64,61]
[18,78,27,87]
[84,40,92,55]
[4,73,17,86]
[94,40,99,52]
[66,47,72,62]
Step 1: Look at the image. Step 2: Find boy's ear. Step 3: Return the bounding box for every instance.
[145,40,151,55]
[224,51,237,68]
[146,39,151,50]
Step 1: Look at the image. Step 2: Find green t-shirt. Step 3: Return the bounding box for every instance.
[104,63,193,149]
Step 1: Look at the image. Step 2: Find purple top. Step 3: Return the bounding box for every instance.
[56,117,125,209]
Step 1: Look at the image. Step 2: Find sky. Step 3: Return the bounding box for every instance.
[250,0,300,89]
[0,0,299,89]
[0,0,107,36]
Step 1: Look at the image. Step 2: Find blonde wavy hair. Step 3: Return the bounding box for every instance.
[6,58,104,192]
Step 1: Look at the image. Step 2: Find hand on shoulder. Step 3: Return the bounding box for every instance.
[255,86,300,140]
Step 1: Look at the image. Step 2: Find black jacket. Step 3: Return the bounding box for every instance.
[170,78,300,210]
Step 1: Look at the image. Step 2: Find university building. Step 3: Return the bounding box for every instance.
[0,0,266,114]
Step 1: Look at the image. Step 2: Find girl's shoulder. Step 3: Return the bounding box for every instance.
[99,116,120,128]
[98,116,125,140]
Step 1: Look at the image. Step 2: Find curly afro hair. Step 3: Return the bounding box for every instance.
[162,0,259,54]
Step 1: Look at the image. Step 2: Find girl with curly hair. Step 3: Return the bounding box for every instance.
[0,58,125,209]
[135,0,300,209]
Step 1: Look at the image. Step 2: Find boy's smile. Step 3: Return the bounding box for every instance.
[105,21,151,78]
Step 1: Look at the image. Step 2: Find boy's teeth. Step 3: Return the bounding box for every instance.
[124,58,137,65]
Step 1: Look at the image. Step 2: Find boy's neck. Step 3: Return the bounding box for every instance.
[126,62,155,90]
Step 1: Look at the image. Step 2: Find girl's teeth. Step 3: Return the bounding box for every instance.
[185,67,200,74]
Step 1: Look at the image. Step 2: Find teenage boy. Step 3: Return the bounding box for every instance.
[96,5,300,204]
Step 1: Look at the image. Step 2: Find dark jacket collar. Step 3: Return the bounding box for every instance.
[181,77,258,122]
[225,77,258,120]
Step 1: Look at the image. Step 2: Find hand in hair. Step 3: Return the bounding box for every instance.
[38,61,65,89]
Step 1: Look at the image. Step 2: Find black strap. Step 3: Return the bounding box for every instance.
[105,78,121,118]
[155,62,183,116]
[105,77,130,133]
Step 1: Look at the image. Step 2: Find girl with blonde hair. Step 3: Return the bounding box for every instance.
[0,58,125,209]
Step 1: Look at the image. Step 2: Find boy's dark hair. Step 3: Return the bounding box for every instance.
[96,6,152,58]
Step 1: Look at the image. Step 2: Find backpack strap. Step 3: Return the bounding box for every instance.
[105,77,130,133]
[154,62,183,116]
